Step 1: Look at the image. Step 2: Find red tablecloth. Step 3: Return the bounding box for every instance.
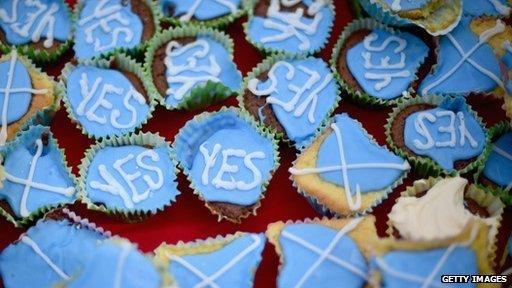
[0,1,511,287]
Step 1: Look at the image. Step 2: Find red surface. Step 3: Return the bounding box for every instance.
[0,1,511,287]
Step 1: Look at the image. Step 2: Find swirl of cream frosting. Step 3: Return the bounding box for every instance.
[388,177,474,241]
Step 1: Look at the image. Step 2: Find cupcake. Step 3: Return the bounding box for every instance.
[370,221,496,287]
[154,232,265,288]
[173,108,279,223]
[358,0,463,36]
[0,216,107,288]
[387,177,504,263]
[463,0,511,17]
[240,54,340,149]
[0,126,76,226]
[77,132,179,221]
[159,0,244,27]
[60,54,156,139]
[145,27,242,110]
[0,50,59,147]
[289,113,410,217]
[331,19,430,106]
[74,0,160,60]
[244,0,335,55]
[386,95,488,177]
[419,16,508,97]
[502,236,512,275]
[475,122,512,206]
[64,239,161,288]
[266,216,378,288]
[0,0,73,62]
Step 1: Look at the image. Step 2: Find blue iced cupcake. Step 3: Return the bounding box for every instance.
[462,0,510,17]
[159,0,245,27]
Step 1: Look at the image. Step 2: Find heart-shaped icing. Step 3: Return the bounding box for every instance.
[248,57,338,147]
[346,28,429,100]
[66,65,150,138]
[404,97,486,171]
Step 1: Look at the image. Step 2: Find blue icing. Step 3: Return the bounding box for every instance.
[0,126,75,218]
[246,0,334,54]
[0,219,105,288]
[67,241,161,288]
[509,236,512,257]
[160,0,241,20]
[85,145,179,211]
[170,233,265,288]
[502,48,512,70]
[419,16,502,96]
[0,0,71,46]
[372,247,478,287]
[277,224,367,288]
[507,80,512,94]
[316,113,408,193]
[74,0,143,60]
[250,57,338,147]
[66,65,150,138]
[0,56,32,125]
[404,97,486,171]
[382,0,430,11]
[483,131,512,188]
[164,36,241,108]
[346,29,429,100]
[463,0,510,16]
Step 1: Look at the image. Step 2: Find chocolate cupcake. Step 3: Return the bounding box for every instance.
[173,108,279,223]
[159,0,245,27]
[145,26,242,110]
[331,18,430,106]
[74,0,160,60]
[386,95,489,177]
[240,54,340,149]
[0,0,73,62]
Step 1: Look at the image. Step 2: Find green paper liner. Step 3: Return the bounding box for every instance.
[0,0,74,64]
[0,125,77,228]
[73,0,162,61]
[385,177,504,265]
[76,131,180,222]
[384,94,492,178]
[0,51,61,147]
[144,26,241,111]
[172,107,280,223]
[58,53,158,140]
[329,18,426,107]
[358,0,463,36]
[289,115,410,217]
[237,53,341,150]
[474,121,512,206]
[159,1,246,28]
[153,231,262,287]
[242,0,336,56]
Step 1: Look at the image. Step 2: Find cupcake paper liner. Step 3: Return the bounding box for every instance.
[44,207,113,238]
[474,121,512,206]
[238,53,341,150]
[329,18,422,107]
[58,53,158,140]
[358,0,463,36]
[242,0,336,56]
[153,231,261,287]
[0,0,75,64]
[289,115,410,217]
[159,1,246,28]
[385,177,504,265]
[76,131,180,222]
[172,107,280,223]
[504,96,512,123]
[73,0,162,61]
[384,94,492,178]
[144,26,239,111]
[0,125,77,228]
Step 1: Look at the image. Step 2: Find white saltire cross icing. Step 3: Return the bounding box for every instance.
[167,234,262,288]
[289,122,409,211]
[20,235,71,281]
[0,50,48,145]
[113,243,131,288]
[4,138,75,217]
[179,0,239,21]
[280,218,369,288]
